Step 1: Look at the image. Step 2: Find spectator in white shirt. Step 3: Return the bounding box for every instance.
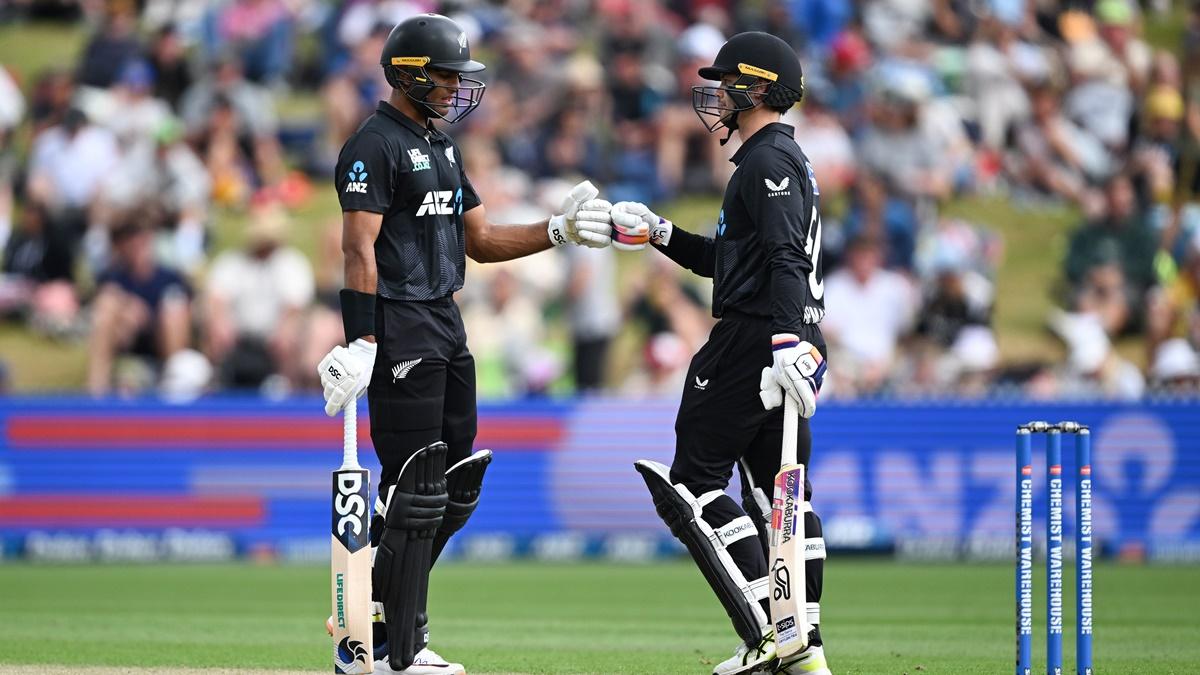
[202,203,313,389]
[822,235,919,395]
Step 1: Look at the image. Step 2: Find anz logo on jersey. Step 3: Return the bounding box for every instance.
[344,161,368,193]
[416,188,464,217]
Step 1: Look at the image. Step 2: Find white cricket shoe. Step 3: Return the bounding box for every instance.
[775,644,831,675]
[372,647,465,675]
[713,629,776,675]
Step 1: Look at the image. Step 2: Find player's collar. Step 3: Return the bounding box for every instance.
[730,122,795,165]
[376,101,447,142]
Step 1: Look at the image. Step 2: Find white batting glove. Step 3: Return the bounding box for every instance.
[608,201,657,251]
[318,338,377,417]
[548,180,612,248]
[763,334,826,417]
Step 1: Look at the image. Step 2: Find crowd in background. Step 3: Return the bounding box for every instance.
[1,0,1199,400]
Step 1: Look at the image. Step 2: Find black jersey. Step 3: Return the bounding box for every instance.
[655,122,824,334]
[335,101,482,301]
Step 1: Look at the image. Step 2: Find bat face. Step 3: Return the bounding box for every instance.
[332,468,372,674]
[770,463,807,656]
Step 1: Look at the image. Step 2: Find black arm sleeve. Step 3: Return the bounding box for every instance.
[335,130,395,214]
[653,226,717,278]
[740,149,813,334]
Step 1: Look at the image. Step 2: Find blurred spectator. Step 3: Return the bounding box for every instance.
[86,219,192,396]
[75,0,143,90]
[0,65,22,250]
[0,203,80,334]
[1064,173,1158,335]
[26,107,120,274]
[1065,37,1136,153]
[1092,0,1153,94]
[148,26,195,111]
[565,245,619,393]
[786,83,855,199]
[319,22,390,167]
[1034,310,1145,400]
[27,69,75,134]
[180,55,285,200]
[622,257,711,396]
[1148,337,1200,393]
[97,117,211,273]
[1147,229,1200,359]
[825,28,873,132]
[461,267,559,398]
[202,204,313,389]
[854,63,950,266]
[1011,81,1110,205]
[201,0,294,87]
[658,26,732,196]
[77,60,172,145]
[821,235,919,395]
[946,326,1002,398]
[964,15,1039,152]
[1131,84,1184,207]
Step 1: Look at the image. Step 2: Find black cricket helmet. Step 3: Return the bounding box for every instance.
[693,31,804,135]
[380,13,485,123]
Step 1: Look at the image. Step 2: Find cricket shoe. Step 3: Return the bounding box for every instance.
[774,644,831,675]
[713,629,776,675]
[372,647,465,675]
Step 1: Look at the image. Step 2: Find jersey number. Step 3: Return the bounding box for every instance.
[805,207,824,301]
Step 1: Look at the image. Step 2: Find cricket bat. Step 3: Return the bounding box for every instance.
[331,403,373,674]
[770,395,812,659]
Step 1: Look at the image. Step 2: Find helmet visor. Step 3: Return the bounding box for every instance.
[395,67,487,124]
[691,81,761,133]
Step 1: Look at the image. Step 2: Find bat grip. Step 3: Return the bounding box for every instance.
[343,402,359,469]
[782,396,799,466]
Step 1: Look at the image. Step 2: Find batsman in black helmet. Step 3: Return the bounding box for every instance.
[317,13,627,675]
[614,32,832,675]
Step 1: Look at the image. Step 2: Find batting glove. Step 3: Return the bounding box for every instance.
[608,202,656,251]
[761,334,825,417]
[548,180,612,248]
[318,338,376,416]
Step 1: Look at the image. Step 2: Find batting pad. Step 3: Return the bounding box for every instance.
[431,448,492,564]
[635,460,771,646]
[374,442,448,671]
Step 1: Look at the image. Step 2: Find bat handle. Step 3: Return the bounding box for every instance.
[782,395,799,466]
[343,402,359,469]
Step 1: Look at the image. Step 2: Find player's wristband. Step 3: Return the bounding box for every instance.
[771,333,801,351]
[339,289,376,343]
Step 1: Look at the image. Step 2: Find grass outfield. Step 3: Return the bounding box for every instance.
[0,561,1197,674]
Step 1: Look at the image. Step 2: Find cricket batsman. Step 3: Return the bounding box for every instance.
[617,32,832,674]
[317,13,625,674]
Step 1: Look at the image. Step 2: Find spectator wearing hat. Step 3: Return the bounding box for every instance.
[1132,84,1185,207]
[1042,309,1145,400]
[86,218,192,396]
[1148,337,1200,393]
[202,203,313,389]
